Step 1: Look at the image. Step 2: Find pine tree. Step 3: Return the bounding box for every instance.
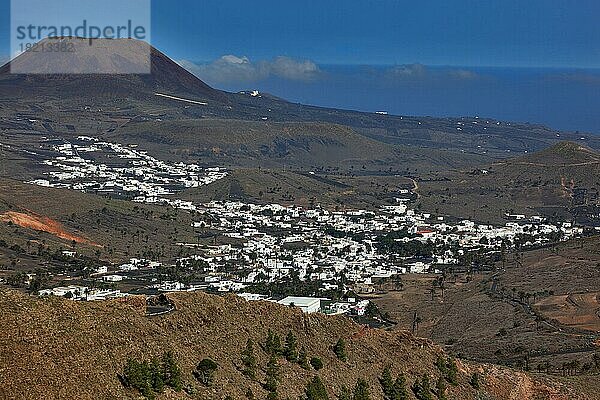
[469,372,481,390]
[379,366,394,399]
[265,354,280,393]
[272,333,283,355]
[446,359,458,385]
[305,376,330,400]
[378,366,409,400]
[298,347,310,369]
[266,392,279,400]
[435,356,458,386]
[194,358,218,386]
[123,359,154,400]
[266,329,276,353]
[241,338,257,379]
[310,357,324,371]
[411,376,433,400]
[122,359,139,388]
[353,378,370,400]
[435,356,448,375]
[284,331,298,362]
[161,351,182,391]
[123,359,154,399]
[333,338,347,362]
[266,329,283,356]
[392,374,409,400]
[150,358,165,393]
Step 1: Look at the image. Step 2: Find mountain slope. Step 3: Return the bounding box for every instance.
[1,38,599,160]
[106,118,490,171]
[0,289,593,400]
[0,178,200,266]
[0,38,226,102]
[417,141,600,223]
[510,141,600,166]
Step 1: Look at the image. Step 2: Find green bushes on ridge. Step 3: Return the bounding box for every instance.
[121,351,182,400]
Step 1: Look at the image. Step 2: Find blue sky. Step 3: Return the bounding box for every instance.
[154,0,600,68]
[1,0,600,67]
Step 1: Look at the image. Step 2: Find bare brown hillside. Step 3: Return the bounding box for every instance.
[0,290,594,400]
[417,141,600,223]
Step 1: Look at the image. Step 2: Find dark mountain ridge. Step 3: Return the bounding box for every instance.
[0,38,226,102]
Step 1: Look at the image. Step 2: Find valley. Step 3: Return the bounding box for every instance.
[1,37,600,400]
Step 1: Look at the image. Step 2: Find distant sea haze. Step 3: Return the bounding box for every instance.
[203,64,600,135]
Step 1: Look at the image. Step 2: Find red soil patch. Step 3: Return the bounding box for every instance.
[0,211,100,247]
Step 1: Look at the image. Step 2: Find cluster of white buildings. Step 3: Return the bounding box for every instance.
[170,201,581,290]
[28,136,227,199]
[38,285,126,301]
[85,200,580,305]
[236,293,370,315]
[27,137,585,309]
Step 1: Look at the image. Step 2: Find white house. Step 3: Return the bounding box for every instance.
[39,285,88,300]
[103,274,124,282]
[238,293,270,302]
[277,296,321,313]
[94,266,108,275]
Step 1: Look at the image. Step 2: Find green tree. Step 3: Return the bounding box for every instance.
[28,272,50,294]
[435,356,447,375]
[333,338,347,362]
[435,356,458,386]
[411,376,433,400]
[392,374,409,400]
[267,392,279,400]
[379,366,394,399]
[446,359,458,385]
[353,378,370,400]
[241,338,257,379]
[310,357,324,371]
[150,358,165,393]
[379,366,408,400]
[265,354,280,393]
[284,331,298,362]
[305,376,330,400]
[435,377,446,400]
[266,329,283,356]
[123,359,153,399]
[469,372,481,389]
[162,351,182,391]
[194,358,218,386]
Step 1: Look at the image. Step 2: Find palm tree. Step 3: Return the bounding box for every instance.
[412,312,422,335]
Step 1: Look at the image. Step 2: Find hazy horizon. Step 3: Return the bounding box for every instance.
[2,46,598,134]
[182,60,600,135]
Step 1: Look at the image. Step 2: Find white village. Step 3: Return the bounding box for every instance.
[28,136,584,316]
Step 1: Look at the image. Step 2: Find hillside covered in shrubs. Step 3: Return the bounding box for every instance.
[0,289,596,399]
